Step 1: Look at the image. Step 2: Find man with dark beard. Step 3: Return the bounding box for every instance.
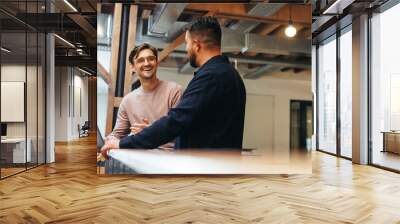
[101,16,246,156]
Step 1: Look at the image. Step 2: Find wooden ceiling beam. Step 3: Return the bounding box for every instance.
[186,3,247,15]
[267,4,311,25]
[97,62,111,85]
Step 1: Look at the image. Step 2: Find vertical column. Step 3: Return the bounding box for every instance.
[312,45,317,150]
[124,5,138,96]
[352,14,369,164]
[45,0,55,163]
[88,76,97,132]
[105,4,122,135]
[115,4,130,97]
[336,30,341,156]
[46,33,55,163]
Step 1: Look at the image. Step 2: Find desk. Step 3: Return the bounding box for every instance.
[104,148,311,174]
[1,138,31,163]
[382,131,400,154]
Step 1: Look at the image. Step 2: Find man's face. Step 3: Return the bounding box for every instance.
[185,31,199,68]
[133,49,158,80]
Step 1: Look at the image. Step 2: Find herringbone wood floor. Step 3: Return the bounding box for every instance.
[1,135,400,223]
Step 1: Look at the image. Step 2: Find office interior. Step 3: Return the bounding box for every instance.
[97,3,313,173]
[0,0,97,179]
[312,0,400,172]
[0,1,399,223]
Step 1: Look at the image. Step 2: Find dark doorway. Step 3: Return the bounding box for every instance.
[290,100,313,150]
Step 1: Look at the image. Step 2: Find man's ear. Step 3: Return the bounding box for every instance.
[129,63,136,73]
[191,39,199,53]
[195,42,201,53]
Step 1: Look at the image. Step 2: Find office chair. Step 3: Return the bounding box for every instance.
[78,121,90,138]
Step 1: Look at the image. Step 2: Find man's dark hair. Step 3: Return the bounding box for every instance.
[187,16,221,48]
[128,43,158,64]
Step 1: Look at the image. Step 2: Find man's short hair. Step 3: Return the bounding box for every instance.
[187,16,221,48]
[128,43,158,64]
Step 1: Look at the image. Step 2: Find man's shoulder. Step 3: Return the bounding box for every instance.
[121,88,141,104]
[126,88,141,97]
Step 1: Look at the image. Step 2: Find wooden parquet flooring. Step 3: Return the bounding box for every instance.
[1,135,400,223]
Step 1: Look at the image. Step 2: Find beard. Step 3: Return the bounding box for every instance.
[188,50,198,68]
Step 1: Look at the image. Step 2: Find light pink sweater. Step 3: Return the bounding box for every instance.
[110,80,183,146]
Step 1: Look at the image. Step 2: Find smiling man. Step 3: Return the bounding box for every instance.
[105,43,183,148]
[101,16,246,156]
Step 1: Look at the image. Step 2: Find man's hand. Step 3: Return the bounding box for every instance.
[100,137,120,160]
[130,118,150,135]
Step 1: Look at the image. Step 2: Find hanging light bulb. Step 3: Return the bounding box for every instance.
[285,5,297,38]
[285,21,297,38]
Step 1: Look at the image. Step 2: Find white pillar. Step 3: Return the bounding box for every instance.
[352,14,369,164]
[46,32,55,163]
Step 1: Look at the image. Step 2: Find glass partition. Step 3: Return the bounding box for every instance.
[0,0,46,179]
[339,27,352,158]
[371,3,400,171]
[0,31,28,177]
[27,31,38,169]
[317,36,337,154]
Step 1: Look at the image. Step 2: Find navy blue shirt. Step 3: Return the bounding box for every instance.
[119,55,246,149]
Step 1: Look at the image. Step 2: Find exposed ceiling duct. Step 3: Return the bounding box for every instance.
[242,33,311,55]
[170,51,310,74]
[230,3,285,33]
[147,3,187,37]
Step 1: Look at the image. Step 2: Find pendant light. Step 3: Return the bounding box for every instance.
[285,5,297,38]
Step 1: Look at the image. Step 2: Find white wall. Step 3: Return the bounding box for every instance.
[1,65,37,137]
[54,67,89,141]
[1,63,46,163]
[157,67,312,150]
[1,65,26,138]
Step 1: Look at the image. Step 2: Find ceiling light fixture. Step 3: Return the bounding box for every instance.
[78,67,93,76]
[63,0,78,12]
[285,5,297,38]
[1,47,11,53]
[76,48,83,55]
[54,34,75,48]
